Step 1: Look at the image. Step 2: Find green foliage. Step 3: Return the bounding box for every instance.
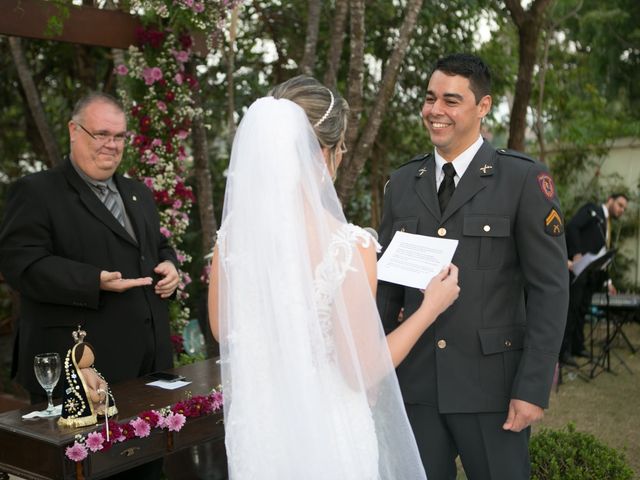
[530,424,634,480]
[43,1,70,38]
[175,352,206,367]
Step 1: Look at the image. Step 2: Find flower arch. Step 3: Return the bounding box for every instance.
[115,0,239,355]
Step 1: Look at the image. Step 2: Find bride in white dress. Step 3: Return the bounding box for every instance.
[208,76,459,480]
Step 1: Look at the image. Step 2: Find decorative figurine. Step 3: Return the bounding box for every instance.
[58,326,117,427]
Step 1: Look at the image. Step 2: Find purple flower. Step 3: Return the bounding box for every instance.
[65,441,88,462]
[130,417,151,438]
[86,432,104,452]
[165,412,186,432]
[115,64,129,76]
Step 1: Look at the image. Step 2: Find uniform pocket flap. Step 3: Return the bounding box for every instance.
[463,215,510,237]
[478,325,525,355]
[392,217,418,234]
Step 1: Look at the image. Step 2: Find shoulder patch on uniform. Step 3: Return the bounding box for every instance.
[536,172,556,200]
[496,148,535,163]
[545,207,564,236]
[400,152,431,168]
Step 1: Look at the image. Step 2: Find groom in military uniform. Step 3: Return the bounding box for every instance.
[377,53,569,479]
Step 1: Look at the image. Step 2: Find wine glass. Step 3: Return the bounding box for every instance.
[33,352,62,417]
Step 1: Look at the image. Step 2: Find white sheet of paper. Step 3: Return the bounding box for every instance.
[377,231,458,289]
[572,247,609,278]
[146,379,191,390]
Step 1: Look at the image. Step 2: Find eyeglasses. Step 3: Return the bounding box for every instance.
[76,123,126,145]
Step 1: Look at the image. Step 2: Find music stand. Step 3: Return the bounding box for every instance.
[576,249,632,378]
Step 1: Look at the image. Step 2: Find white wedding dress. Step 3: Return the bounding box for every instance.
[216,97,427,480]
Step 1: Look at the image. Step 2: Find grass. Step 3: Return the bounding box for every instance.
[537,321,640,477]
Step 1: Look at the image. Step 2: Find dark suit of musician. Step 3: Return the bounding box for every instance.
[377,54,569,480]
[561,195,628,361]
[0,94,179,400]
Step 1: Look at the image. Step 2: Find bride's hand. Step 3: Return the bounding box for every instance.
[420,264,460,316]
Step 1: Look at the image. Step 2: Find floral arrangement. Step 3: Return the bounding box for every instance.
[64,388,223,462]
[115,0,240,344]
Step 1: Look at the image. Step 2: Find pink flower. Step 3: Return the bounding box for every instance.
[143,177,155,189]
[160,227,172,238]
[85,432,104,452]
[165,412,186,432]
[176,130,189,140]
[193,2,205,13]
[156,100,168,112]
[146,153,159,165]
[65,441,88,462]
[174,73,184,85]
[143,67,163,85]
[130,417,151,438]
[211,391,224,410]
[173,50,190,63]
[115,64,129,76]
[151,138,163,148]
[173,199,183,209]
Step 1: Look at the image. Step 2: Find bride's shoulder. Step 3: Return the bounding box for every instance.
[339,224,381,253]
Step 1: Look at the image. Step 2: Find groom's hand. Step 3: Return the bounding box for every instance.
[502,399,544,432]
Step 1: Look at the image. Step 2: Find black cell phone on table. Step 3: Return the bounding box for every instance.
[146,371,185,382]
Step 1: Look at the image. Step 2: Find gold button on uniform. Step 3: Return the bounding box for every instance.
[437,227,447,237]
[437,339,447,349]
[483,224,491,232]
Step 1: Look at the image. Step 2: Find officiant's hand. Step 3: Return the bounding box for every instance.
[100,270,153,292]
[154,260,180,298]
[502,398,544,432]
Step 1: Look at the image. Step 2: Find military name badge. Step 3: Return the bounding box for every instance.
[537,173,555,200]
[545,208,564,236]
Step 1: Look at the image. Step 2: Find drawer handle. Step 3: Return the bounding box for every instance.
[120,447,140,457]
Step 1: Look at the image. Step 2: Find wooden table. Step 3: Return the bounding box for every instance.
[0,358,226,479]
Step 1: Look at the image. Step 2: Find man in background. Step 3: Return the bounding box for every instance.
[560,193,628,366]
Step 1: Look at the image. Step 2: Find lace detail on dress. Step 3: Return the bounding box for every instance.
[313,224,380,358]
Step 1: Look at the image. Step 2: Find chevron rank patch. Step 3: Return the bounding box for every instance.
[537,173,556,200]
[545,208,564,236]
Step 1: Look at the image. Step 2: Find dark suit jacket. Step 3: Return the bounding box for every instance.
[565,202,607,258]
[0,158,176,395]
[377,141,569,413]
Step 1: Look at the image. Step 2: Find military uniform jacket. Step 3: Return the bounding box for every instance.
[0,158,177,395]
[377,141,569,413]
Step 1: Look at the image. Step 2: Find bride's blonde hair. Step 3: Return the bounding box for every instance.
[269,75,349,153]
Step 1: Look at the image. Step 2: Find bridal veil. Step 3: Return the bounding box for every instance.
[216,96,427,479]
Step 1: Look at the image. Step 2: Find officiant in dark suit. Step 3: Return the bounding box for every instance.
[0,92,179,402]
[560,193,628,366]
[377,54,569,480]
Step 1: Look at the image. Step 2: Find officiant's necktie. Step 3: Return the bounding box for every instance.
[96,185,125,227]
[438,162,456,213]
